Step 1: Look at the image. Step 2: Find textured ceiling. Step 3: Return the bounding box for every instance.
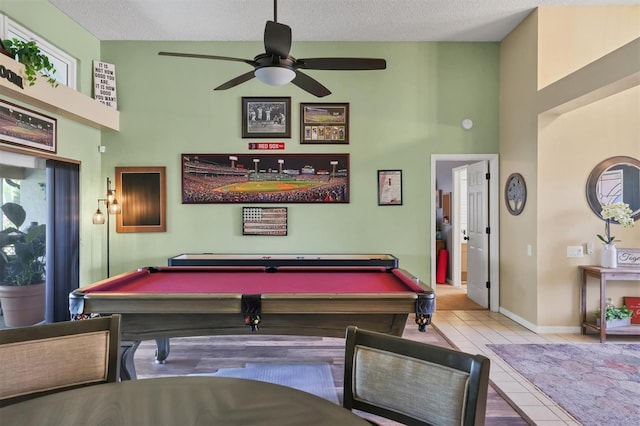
[48,0,636,42]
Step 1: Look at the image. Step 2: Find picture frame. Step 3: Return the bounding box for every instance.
[0,99,57,153]
[300,103,349,144]
[182,153,349,204]
[377,170,402,206]
[242,207,288,236]
[242,97,291,138]
[115,166,167,233]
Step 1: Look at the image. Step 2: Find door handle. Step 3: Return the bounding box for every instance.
[463,236,469,241]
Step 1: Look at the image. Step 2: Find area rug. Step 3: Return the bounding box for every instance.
[487,343,640,426]
[190,363,339,404]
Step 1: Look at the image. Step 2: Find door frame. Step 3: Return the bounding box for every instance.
[431,154,500,312]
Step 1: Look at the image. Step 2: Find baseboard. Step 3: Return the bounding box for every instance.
[499,306,581,334]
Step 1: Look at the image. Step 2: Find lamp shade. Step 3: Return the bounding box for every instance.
[108,200,121,215]
[254,66,296,86]
[93,208,105,224]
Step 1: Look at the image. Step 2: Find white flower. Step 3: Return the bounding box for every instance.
[597,202,635,244]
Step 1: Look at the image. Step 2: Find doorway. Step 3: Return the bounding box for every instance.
[431,154,500,312]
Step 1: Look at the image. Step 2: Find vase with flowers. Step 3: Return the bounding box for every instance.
[597,202,635,268]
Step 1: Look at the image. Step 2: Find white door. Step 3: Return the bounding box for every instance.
[466,160,489,308]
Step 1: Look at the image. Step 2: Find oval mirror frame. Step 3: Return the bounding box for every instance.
[585,156,640,221]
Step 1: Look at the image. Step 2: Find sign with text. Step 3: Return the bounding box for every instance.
[93,60,117,108]
[248,142,285,150]
[617,248,640,267]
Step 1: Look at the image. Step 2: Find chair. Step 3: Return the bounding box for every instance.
[343,326,490,426]
[0,314,121,407]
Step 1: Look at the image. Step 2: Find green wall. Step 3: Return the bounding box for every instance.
[99,41,499,280]
[4,1,499,283]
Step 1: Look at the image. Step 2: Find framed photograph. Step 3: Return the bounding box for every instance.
[300,103,349,144]
[0,99,57,153]
[242,97,291,138]
[182,153,349,204]
[115,166,167,233]
[378,170,402,206]
[243,207,288,236]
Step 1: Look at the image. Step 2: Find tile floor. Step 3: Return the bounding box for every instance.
[432,309,639,425]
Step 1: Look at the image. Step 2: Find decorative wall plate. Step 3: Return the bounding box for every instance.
[505,173,526,215]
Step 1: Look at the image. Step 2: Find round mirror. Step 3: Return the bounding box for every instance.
[586,156,640,221]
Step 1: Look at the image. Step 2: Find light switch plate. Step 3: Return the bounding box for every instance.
[566,246,584,257]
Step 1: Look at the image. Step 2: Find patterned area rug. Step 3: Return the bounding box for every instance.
[190,363,339,404]
[488,343,640,426]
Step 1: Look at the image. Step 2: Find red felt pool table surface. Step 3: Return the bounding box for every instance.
[82,266,426,295]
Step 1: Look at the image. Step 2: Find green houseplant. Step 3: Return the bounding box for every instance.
[1,38,57,87]
[0,202,46,285]
[595,299,633,328]
[0,202,46,327]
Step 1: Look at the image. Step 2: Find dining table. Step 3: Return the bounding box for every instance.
[0,376,371,425]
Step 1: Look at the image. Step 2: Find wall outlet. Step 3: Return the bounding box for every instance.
[566,245,584,257]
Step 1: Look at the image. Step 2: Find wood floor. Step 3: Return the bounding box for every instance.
[134,317,529,425]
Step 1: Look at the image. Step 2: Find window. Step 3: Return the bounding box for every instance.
[1,15,77,89]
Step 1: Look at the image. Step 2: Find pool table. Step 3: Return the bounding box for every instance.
[70,263,434,380]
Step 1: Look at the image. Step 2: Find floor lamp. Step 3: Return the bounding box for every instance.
[92,177,121,277]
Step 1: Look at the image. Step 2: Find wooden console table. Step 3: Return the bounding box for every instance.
[579,265,640,342]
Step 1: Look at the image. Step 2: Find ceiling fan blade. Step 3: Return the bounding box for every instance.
[159,51,257,66]
[214,71,256,91]
[264,21,292,58]
[291,71,331,98]
[297,57,387,70]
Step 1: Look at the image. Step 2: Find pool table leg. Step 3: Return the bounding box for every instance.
[120,340,141,380]
[155,338,170,363]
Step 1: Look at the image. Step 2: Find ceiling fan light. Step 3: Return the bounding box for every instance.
[255,66,296,86]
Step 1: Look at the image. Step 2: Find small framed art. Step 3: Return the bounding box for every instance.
[242,97,291,138]
[300,103,349,144]
[0,99,57,153]
[378,170,402,206]
[242,207,288,236]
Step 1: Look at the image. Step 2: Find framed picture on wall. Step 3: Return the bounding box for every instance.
[0,99,57,153]
[242,97,291,138]
[115,166,167,233]
[242,207,288,236]
[181,153,349,204]
[377,170,402,206]
[300,103,349,144]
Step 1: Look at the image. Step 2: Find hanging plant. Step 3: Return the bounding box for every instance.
[1,38,58,87]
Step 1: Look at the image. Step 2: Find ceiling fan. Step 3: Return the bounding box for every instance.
[158,0,386,98]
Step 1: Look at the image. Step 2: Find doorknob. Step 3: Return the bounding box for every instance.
[464,235,469,241]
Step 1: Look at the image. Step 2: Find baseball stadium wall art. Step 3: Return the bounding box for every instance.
[181,153,349,204]
[0,99,57,153]
[300,103,349,145]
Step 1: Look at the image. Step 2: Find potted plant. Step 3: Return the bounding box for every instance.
[0,202,47,327]
[1,38,57,87]
[595,299,633,328]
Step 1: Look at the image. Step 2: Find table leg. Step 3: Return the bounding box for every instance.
[599,276,607,343]
[155,338,170,364]
[580,270,587,335]
[120,340,141,381]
